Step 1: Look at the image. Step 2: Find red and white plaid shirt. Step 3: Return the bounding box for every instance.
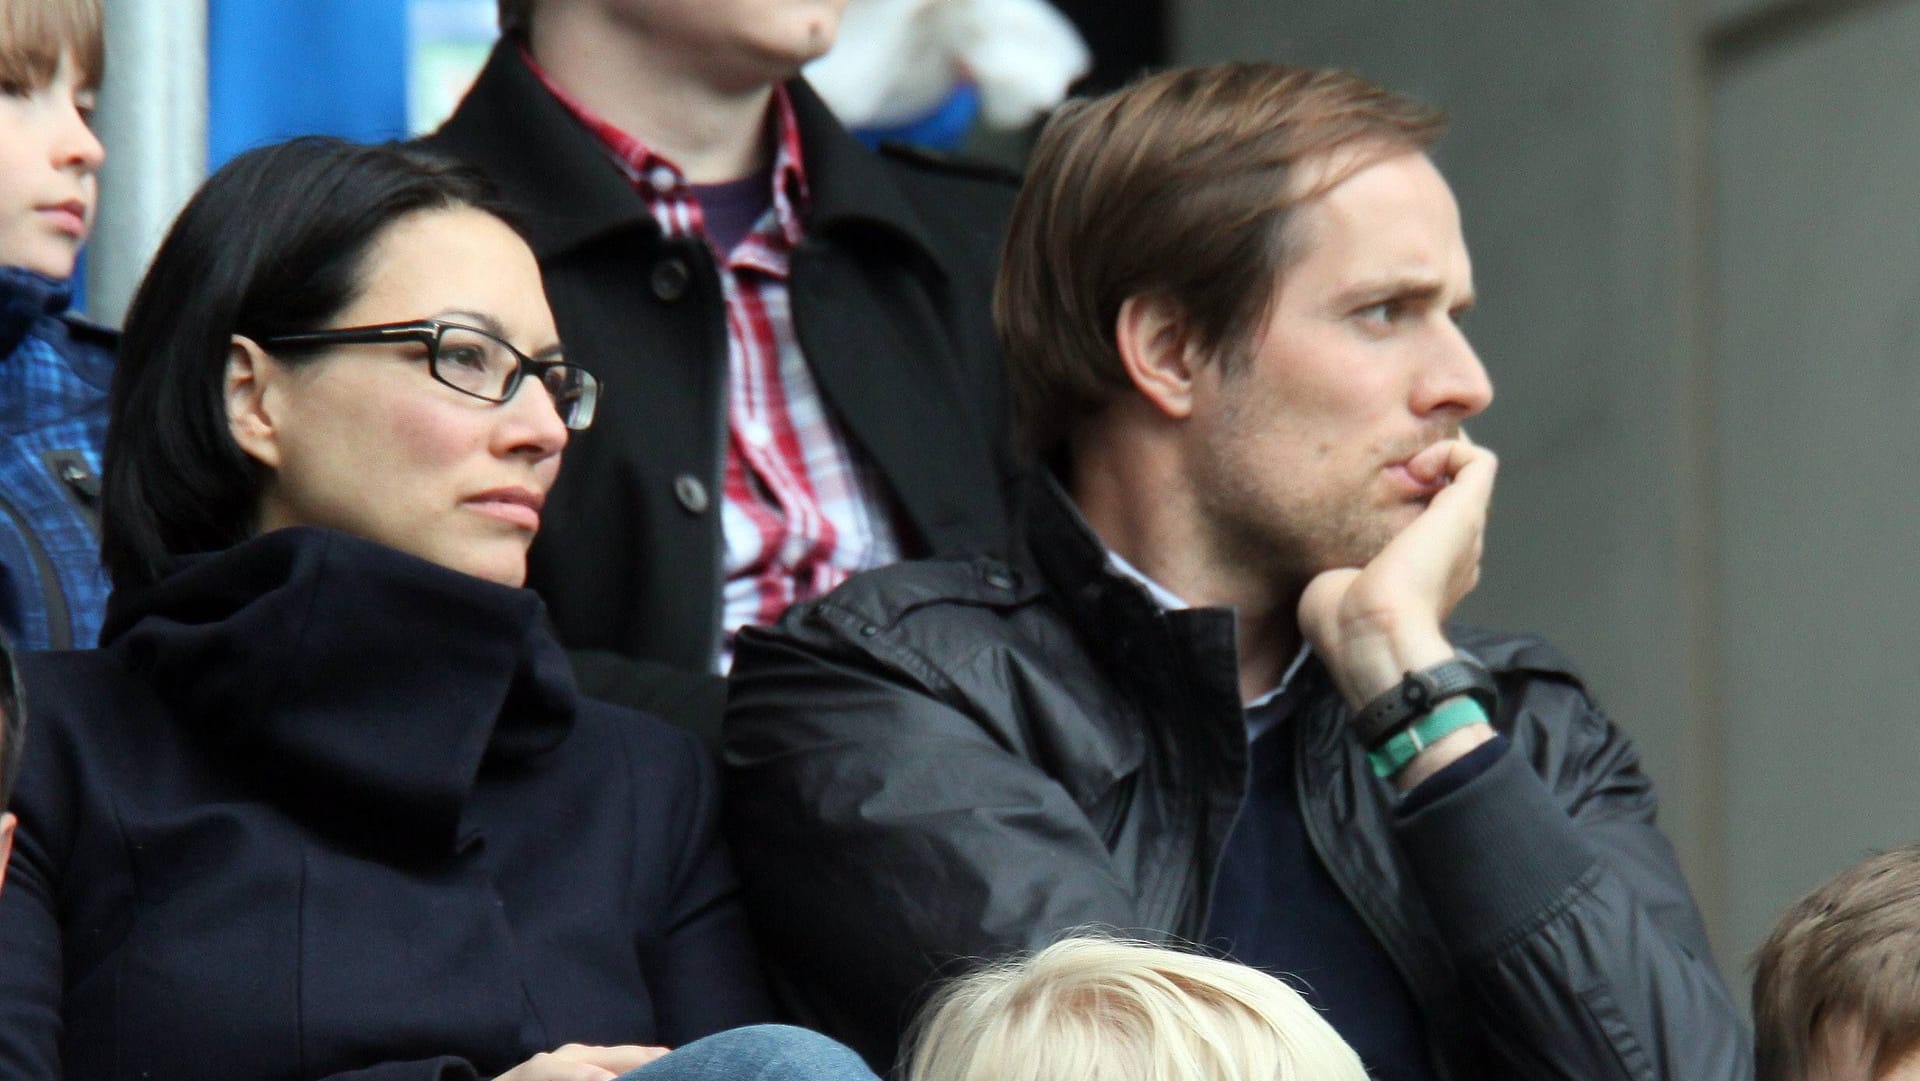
[527,54,902,671]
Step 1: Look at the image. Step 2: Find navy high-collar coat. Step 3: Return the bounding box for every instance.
[0,529,770,1080]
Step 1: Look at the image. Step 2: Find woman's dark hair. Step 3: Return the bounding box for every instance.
[101,136,523,591]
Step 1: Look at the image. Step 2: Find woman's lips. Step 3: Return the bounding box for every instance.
[465,488,544,531]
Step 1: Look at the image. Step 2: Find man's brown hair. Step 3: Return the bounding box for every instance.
[995,62,1447,457]
[1753,844,1920,1081]
[497,0,534,40]
[0,0,104,91]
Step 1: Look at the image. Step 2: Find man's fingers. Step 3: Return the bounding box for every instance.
[1406,437,1496,490]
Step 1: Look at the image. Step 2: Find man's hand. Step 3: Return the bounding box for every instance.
[494,1044,672,1081]
[1298,437,1497,711]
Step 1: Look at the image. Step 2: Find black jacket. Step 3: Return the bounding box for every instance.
[423,45,1019,737]
[0,529,770,1080]
[724,480,1751,1079]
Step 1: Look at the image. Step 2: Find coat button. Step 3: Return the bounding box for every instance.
[673,474,710,515]
[651,258,691,302]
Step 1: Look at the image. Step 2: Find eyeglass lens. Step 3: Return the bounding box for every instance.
[542,365,598,430]
[433,325,525,401]
[433,325,596,430]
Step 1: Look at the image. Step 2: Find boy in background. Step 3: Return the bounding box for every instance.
[0,0,111,653]
[1754,844,1920,1081]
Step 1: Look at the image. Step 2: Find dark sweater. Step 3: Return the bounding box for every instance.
[0,529,771,1080]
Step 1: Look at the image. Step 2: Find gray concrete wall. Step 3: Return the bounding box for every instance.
[87,0,206,325]
[1709,0,1920,982]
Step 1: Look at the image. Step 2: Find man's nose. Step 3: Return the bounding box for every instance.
[1414,322,1493,419]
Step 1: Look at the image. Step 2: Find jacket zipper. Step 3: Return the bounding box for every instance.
[0,486,73,650]
[1293,693,1459,1081]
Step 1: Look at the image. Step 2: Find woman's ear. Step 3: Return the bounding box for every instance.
[225,336,283,469]
[1114,294,1203,421]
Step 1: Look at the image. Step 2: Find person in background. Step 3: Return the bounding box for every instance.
[1753,844,1920,1081]
[0,136,879,1081]
[724,62,1749,1077]
[0,0,112,653]
[422,0,1020,741]
[905,936,1368,1081]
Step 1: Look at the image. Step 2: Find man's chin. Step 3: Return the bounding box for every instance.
[752,16,842,72]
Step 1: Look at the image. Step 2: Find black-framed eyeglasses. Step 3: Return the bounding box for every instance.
[257,319,601,431]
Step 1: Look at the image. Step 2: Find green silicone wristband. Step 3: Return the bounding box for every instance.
[1368,696,1490,779]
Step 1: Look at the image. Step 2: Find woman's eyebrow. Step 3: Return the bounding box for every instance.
[436,309,507,337]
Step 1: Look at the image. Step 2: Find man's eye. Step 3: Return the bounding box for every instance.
[0,79,31,99]
[1356,300,1401,325]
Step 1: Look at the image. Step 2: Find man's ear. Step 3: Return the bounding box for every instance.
[225,336,283,470]
[1115,294,1203,421]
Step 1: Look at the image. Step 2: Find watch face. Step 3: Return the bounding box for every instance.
[1354,658,1498,751]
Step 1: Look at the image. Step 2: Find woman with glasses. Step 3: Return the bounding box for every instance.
[0,137,876,1081]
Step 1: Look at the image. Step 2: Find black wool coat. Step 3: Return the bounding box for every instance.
[0,529,771,1080]
[423,45,1020,739]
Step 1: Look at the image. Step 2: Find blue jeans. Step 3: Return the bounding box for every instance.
[619,1024,882,1081]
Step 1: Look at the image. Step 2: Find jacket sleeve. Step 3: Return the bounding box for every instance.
[1393,676,1752,1081]
[722,627,1149,1072]
[631,723,776,1044]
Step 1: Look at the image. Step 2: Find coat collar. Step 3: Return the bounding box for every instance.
[429,42,942,270]
[0,267,73,358]
[103,528,578,855]
[1021,471,1244,715]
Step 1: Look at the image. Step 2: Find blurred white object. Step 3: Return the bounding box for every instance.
[408,0,499,136]
[806,0,1091,131]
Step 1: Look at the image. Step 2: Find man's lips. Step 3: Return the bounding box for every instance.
[465,487,545,531]
[1385,461,1447,499]
[1385,436,1462,498]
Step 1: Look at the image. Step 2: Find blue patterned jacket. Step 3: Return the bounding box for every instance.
[0,267,113,652]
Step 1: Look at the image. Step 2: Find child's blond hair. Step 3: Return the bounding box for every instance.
[906,937,1369,1081]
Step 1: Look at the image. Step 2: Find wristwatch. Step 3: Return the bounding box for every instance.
[1350,655,1498,750]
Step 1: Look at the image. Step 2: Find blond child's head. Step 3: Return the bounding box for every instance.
[906,937,1369,1081]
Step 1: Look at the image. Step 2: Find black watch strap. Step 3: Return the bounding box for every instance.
[1350,656,1499,750]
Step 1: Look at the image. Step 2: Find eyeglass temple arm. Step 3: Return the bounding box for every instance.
[260,324,438,349]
